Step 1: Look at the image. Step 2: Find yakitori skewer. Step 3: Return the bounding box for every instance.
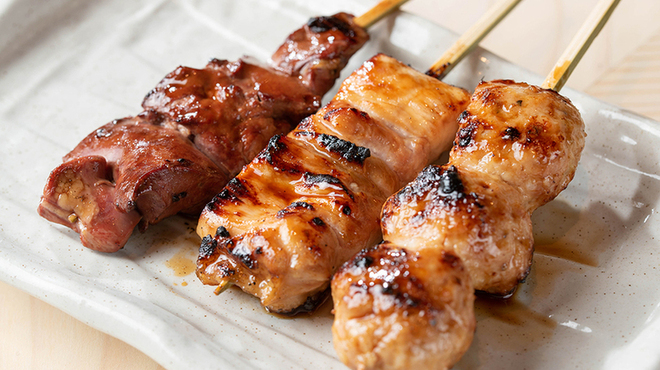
[37,0,407,253]
[195,0,521,314]
[331,1,620,369]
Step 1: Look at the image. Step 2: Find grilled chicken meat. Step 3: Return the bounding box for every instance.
[38,13,368,252]
[196,54,470,314]
[332,246,475,370]
[332,80,586,369]
[383,80,586,295]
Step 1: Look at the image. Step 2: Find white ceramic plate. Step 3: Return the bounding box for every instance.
[1,0,659,369]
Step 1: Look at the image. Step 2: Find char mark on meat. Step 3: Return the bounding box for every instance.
[307,16,356,37]
[257,134,287,165]
[39,11,370,253]
[316,134,371,164]
[206,178,249,211]
[270,12,369,95]
[199,235,219,258]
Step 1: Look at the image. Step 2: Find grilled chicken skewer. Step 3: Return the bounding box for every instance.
[195,0,520,315]
[331,1,619,369]
[196,54,470,313]
[37,1,410,253]
[332,81,586,369]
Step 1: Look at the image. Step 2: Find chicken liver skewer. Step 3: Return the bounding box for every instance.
[38,2,409,252]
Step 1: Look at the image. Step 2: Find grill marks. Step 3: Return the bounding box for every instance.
[343,244,469,313]
[292,129,372,165]
[302,172,355,201]
[383,165,485,227]
[200,223,262,273]
[199,233,258,272]
[276,201,314,218]
[307,15,356,37]
[204,128,364,221]
[197,122,371,296]
[39,12,370,253]
[205,178,248,211]
[258,134,287,165]
[195,92,383,314]
[393,165,468,205]
[199,235,219,259]
[195,54,474,315]
[502,127,521,141]
[316,133,371,164]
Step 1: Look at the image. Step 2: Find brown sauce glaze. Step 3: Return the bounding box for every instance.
[164,237,200,277]
[268,291,334,319]
[532,199,599,267]
[475,292,556,329]
[165,250,197,277]
[474,291,557,351]
[534,241,598,267]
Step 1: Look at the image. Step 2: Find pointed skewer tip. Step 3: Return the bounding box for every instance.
[426,0,522,79]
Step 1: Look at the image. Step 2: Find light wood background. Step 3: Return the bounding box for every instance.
[2,0,659,368]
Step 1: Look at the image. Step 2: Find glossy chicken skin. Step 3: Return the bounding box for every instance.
[38,13,368,252]
[384,80,587,295]
[331,80,586,369]
[196,54,470,314]
[332,245,475,370]
[38,113,227,252]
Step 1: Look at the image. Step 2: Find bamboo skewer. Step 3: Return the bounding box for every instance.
[354,0,410,29]
[427,0,522,79]
[542,0,620,91]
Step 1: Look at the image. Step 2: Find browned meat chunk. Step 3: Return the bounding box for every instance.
[38,113,227,252]
[141,58,321,176]
[332,245,475,370]
[331,80,587,370]
[270,12,369,95]
[195,54,470,314]
[383,80,587,295]
[38,12,369,252]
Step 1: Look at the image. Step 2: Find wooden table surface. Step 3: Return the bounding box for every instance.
[2,0,659,369]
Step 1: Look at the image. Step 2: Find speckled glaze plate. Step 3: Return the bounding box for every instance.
[1,0,659,369]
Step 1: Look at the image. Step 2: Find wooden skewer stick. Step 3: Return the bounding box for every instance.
[427,0,522,79]
[542,0,620,91]
[214,282,232,295]
[354,0,410,29]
